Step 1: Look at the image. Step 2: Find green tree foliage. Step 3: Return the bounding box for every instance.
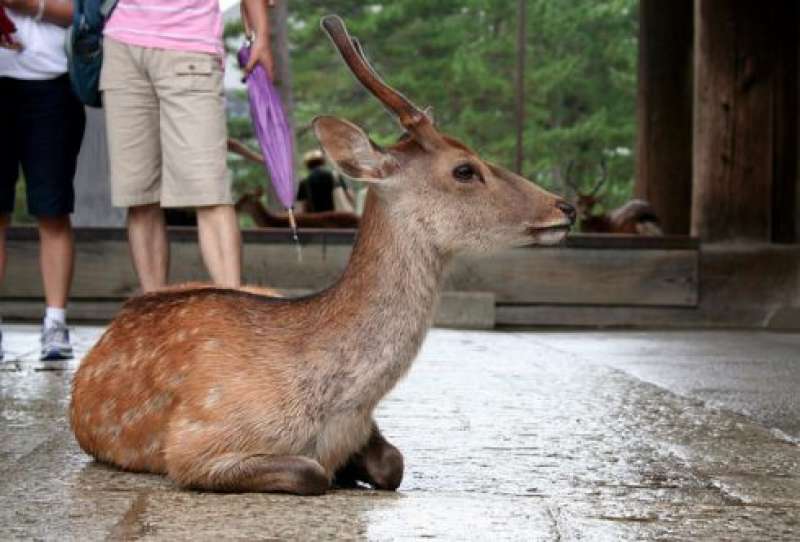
[12,179,34,224]
[228,0,638,210]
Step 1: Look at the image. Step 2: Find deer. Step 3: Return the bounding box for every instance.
[227,138,360,228]
[235,188,360,229]
[565,160,663,235]
[69,15,576,495]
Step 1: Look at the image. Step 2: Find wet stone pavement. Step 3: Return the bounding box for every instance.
[0,325,799,541]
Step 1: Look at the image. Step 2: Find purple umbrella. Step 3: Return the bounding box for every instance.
[237,44,299,238]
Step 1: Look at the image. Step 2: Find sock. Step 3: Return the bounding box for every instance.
[44,307,67,330]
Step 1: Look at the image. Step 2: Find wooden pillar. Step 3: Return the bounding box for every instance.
[794,13,800,305]
[771,1,798,243]
[634,0,693,235]
[692,0,798,243]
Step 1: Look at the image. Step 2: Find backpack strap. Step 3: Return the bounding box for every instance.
[100,0,118,19]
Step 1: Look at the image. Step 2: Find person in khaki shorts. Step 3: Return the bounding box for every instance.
[101,0,274,292]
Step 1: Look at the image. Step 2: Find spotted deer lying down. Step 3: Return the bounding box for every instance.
[70,15,576,495]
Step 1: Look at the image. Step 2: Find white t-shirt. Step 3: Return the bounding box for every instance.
[0,10,68,80]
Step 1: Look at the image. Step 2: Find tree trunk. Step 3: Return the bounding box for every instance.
[692,0,797,243]
[514,0,526,175]
[634,0,693,235]
[270,0,294,135]
[72,109,126,227]
[267,0,297,211]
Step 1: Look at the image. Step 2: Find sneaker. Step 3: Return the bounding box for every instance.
[40,322,74,361]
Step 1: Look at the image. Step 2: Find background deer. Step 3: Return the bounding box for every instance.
[235,187,360,229]
[227,138,360,229]
[565,160,662,235]
[70,15,575,495]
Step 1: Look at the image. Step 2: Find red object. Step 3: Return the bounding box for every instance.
[0,7,22,51]
[0,7,16,35]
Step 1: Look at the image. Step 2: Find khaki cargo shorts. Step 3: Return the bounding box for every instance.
[101,38,232,208]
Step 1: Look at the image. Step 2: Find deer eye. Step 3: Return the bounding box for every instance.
[452,163,483,183]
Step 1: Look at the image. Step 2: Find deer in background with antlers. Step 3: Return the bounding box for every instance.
[70,15,576,495]
[565,160,662,235]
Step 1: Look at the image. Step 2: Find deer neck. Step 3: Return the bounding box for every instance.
[318,190,449,410]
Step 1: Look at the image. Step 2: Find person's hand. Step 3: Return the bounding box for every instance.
[1,0,37,17]
[0,35,23,51]
[0,1,24,50]
[244,35,274,81]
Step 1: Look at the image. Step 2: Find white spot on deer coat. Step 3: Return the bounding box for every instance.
[144,438,162,456]
[204,387,223,409]
[100,398,117,420]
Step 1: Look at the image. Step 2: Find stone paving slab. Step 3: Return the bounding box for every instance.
[0,326,799,540]
[527,331,800,439]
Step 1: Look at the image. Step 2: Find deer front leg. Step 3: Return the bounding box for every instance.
[334,422,404,490]
[167,453,330,495]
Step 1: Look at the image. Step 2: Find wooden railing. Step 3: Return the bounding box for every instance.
[2,226,700,326]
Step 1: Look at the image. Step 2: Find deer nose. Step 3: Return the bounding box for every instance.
[555,201,577,224]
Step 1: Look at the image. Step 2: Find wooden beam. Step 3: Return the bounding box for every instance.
[692,0,798,242]
[4,227,700,250]
[634,0,693,235]
[0,229,699,308]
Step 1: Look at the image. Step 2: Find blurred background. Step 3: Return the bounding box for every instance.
[6,0,799,330]
[222,0,638,219]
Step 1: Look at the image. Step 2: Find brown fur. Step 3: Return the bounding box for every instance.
[577,195,663,235]
[70,15,575,495]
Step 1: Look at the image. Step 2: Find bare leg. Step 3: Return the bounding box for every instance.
[196,204,241,288]
[0,214,8,285]
[335,422,404,490]
[37,215,74,309]
[127,204,169,293]
[0,215,5,357]
[168,453,329,495]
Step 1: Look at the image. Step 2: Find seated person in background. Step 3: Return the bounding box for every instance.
[296,150,354,213]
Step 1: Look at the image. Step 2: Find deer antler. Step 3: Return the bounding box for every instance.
[321,15,442,147]
[589,159,609,197]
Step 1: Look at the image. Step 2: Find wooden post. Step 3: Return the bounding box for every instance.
[797,16,800,245]
[692,0,797,242]
[772,1,798,243]
[634,0,693,235]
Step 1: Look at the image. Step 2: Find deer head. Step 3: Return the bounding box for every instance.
[312,16,575,253]
[564,159,608,221]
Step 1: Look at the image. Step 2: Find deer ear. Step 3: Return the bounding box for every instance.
[312,116,399,181]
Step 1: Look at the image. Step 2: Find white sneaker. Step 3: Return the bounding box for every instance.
[40,322,74,361]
